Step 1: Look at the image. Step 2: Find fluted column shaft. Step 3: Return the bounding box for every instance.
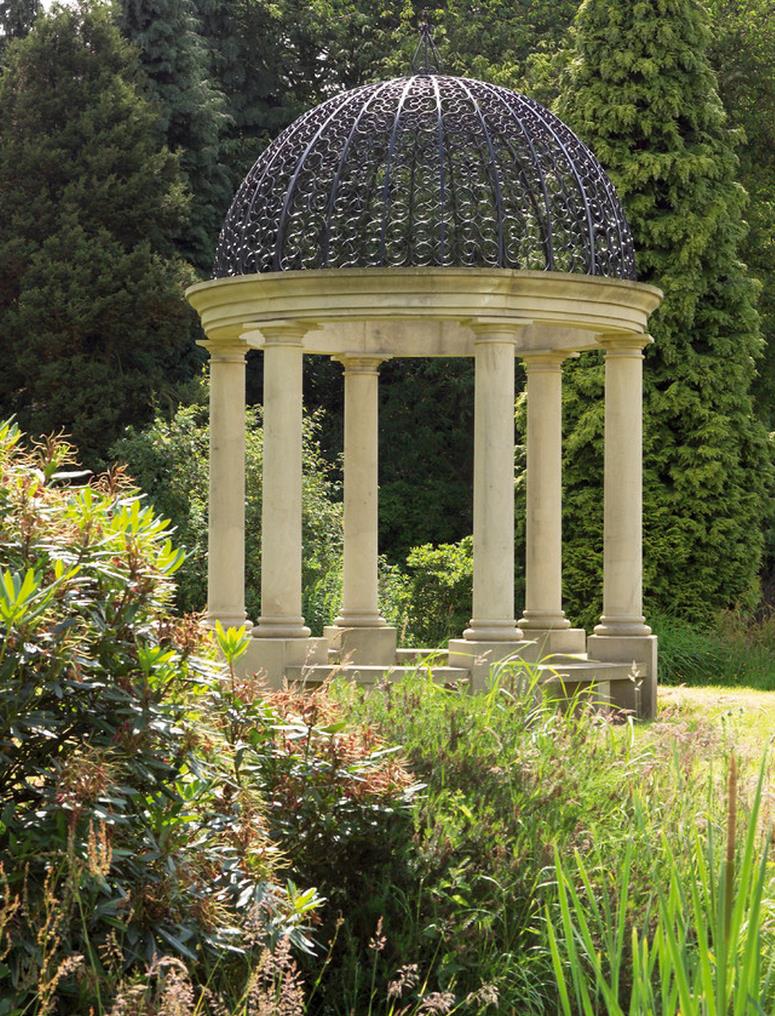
[464,325,522,642]
[255,326,310,639]
[206,342,250,629]
[334,356,386,627]
[519,351,571,631]
[594,335,652,637]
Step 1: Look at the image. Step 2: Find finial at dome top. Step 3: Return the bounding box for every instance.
[411,21,442,74]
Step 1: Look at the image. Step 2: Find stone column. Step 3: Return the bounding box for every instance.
[326,356,397,665]
[254,325,310,639]
[205,341,250,629]
[516,350,586,657]
[463,324,522,643]
[518,351,572,634]
[587,333,657,719]
[594,335,652,638]
[335,356,386,627]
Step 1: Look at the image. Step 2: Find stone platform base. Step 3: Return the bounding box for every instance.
[240,636,329,687]
[586,634,658,719]
[447,638,534,691]
[323,624,397,666]
[231,629,658,718]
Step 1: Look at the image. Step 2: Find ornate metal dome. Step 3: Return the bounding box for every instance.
[213,74,636,280]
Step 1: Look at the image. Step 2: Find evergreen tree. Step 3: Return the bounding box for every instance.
[0,0,40,58]
[439,0,578,93]
[0,1,198,465]
[118,0,230,271]
[192,0,304,189]
[191,0,395,190]
[707,0,775,424]
[549,0,771,626]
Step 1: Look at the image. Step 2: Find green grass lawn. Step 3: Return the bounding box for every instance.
[658,683,775,765]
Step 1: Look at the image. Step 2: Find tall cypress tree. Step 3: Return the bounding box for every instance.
[0,1,198,465]
[118,0,230,271]
[550,0,771,626]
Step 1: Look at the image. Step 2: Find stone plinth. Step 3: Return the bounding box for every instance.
[324,625,398,666]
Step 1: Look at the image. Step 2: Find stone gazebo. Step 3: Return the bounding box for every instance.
[187,70,663,717]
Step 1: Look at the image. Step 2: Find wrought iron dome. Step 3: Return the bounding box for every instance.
[213,73,636,280]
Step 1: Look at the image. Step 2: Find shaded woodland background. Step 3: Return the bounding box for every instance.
[0,0,773,630]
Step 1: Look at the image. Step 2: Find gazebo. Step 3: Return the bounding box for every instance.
[186,60,663,718]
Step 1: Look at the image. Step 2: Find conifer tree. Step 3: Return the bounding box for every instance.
[549,0,771,625]
[707,0,775,423]
[118,0,230,271]
[0,0,39,58]
[0,1,198,465]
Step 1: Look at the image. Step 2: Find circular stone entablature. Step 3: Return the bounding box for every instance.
[188,72,661,355]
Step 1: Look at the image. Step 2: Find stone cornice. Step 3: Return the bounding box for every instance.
[186,268,663,350]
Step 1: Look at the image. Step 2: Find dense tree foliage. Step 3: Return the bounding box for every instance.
[0,0,39,57]
[555,0,771,625]
[0,2,198,466]
[707,0,775,422]
[0,0,772,622]
[117,0,231,270]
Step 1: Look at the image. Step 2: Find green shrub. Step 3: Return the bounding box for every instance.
[654,612,775,690]
[0,420,322,1013]
[0,419,432,1014]
[111,388,344,632]
[401,536,473,647]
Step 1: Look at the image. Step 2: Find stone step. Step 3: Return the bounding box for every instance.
[538,659,634,683]
[285,663,470,686]
[536,652,591,665]
[285,657,634,692]
[395,647,449,664]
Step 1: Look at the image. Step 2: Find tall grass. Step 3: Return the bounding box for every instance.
[547,753,774,1014]
[652,611,775,690]
[324,661,768,1013]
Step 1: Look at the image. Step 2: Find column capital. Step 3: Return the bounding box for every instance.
[260,321,313,347]
[469,319,532,344]
[598,333,654,357]
[197,338,249,363]
[520,349,578,372]
[334,355,389,374]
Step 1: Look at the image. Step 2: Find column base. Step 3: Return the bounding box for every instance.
[448,638,533,692]
[239,636,329,687]
[206,610,252,630]
[593,616,652,637]
[519,627,587,658]
[586,634,658,720]
[253,615,311,639]
[332,611,387,627]
[323,625,398,666]
[519,610,571,630]
[463,619,524,642]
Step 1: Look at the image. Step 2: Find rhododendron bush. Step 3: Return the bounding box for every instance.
[0,422,417,1014]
